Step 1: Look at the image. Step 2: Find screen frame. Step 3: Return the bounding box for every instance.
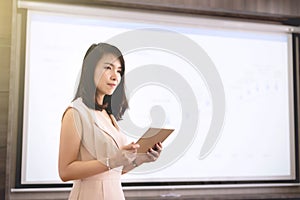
[15,1,300,189]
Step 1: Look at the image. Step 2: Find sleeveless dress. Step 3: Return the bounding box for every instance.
[66,98,127,200]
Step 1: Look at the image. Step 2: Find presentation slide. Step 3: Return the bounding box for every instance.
[21,8,295,185]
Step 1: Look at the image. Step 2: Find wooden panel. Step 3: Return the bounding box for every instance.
[0,0,12,37]
[0,46,11,92]
[0,146,7,200]
[105,0,300,16]
[0,92,9,200]
[7,186,300,200]
[0,146,6,199]
[0,93,9,146]
[0,1,12,200]
[23,0,300,16]
[20,0,300,23]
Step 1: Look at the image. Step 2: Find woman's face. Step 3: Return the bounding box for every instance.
[94,53,122,97]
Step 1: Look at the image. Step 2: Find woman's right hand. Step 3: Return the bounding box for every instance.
[109,142,140,169]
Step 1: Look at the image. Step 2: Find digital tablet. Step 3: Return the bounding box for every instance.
[136,128,175,153]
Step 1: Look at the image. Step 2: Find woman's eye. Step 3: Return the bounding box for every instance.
[117,70,122,74]
[104,66,112,70]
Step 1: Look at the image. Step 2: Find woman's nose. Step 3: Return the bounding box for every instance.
[110,70,118,81]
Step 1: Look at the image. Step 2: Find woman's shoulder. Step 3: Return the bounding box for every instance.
[71,97,83,106]
[68,97,95,124]
[62,105,80,121]
[70,97,90,111]
[61,98,84,120]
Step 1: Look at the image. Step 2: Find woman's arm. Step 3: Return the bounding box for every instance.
[58,108,109,182]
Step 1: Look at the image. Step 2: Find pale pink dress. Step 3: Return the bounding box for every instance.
[67,98,127,200]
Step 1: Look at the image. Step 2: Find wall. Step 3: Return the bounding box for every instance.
[3,0,300,200]
[23,0,300,23]
[0,0,13,200]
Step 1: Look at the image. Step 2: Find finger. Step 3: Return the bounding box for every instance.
[152,143,162,153]
[157,142,162,149]
[123,142,140,150]
[155,143,162,151]
[148,148,159,158]
[146,151,157,161]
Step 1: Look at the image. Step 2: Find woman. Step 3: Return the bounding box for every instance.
[58,43,162,199]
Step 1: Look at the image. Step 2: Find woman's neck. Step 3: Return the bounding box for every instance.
[95,93,104,105]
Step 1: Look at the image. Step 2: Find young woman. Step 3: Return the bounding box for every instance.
[58,43,162,200]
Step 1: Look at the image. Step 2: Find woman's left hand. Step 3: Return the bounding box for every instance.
[136,142,163,164]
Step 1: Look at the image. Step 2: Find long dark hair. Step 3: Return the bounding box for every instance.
[74,43,128,120]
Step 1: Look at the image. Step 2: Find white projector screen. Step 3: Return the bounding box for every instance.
[20,4,297,187]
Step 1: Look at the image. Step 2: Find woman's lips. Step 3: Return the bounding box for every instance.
[107,83,116,87]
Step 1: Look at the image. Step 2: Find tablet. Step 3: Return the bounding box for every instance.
[136,128,175,153]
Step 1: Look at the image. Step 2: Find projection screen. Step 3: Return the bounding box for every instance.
[19,2,298,187]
